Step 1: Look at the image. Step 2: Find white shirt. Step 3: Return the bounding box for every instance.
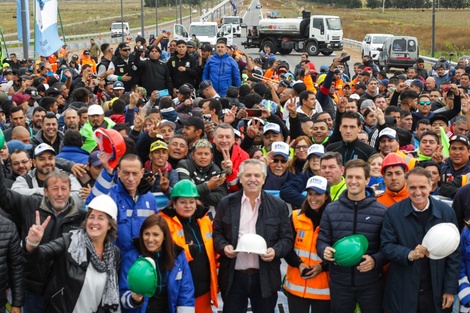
[235,193,261,270]
[73,263,107,313]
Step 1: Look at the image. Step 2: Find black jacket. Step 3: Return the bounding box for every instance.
[139,59,173,95]
[213,190,294,297]
[326,138,376,166]
[0,215,24,310]
[112,54,141,92]
[316,189,387,287]
[166,53,198,89]
[0,163,86,294]
[29,232,120,313]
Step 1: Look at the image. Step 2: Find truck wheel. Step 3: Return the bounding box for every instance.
[321,50,333,56]
[306,42,319,56]
[279,48,293,55]
[262,40,277,55]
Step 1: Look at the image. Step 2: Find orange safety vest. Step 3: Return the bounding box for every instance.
[159,211,219,307]
[283,209,330,300]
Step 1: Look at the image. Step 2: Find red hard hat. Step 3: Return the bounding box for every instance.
[93,128,126,169]
[381,153,408,175]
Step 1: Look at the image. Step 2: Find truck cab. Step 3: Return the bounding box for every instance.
[219,16,243,37]
[174,22,233,47]
[307,15,343,56]
[110,21,130,38]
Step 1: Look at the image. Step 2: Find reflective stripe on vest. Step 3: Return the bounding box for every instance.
[463,174,470,186]
[293,248,322,261]
[284,280,330,296]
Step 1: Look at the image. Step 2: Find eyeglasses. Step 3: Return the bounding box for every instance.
[419,101,431,106]
[295,145,309,151]
[272,158,288,164]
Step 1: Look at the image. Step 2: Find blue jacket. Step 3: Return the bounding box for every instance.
[381,197,460,313]
[56,146,90,165]
[317,188,387,286]
[86,170,159,255]
[280,169,312,209]
[120,245,195,313]
[441,157,470,178]
[202,53,241,96]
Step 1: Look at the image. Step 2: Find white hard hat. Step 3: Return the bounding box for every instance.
[422,223,460,260]
[234,234,267,255]
[87,195,118,221]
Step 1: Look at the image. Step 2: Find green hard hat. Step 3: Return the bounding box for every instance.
[0,130,4,150]
[127,257,157,297]
[332,234,369,267]
[171,179,200,199]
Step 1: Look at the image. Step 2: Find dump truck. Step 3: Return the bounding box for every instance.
[241,10,343,56]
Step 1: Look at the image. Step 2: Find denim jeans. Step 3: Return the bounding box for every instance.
[23,290,44,313]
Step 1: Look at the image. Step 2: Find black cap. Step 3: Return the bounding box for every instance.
[118,42,130,49]
[178,116,205,132]
[201,44,212,51]
[430,115,449,125]
[198,80,212,91]
[355,82,367,90]
[46,86,62,96]
[450,134,470,147]
[176,39,186,46]
[216,37,227,45]
[177,84,192,96]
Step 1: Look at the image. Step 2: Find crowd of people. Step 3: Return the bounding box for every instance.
[0,31,470,313]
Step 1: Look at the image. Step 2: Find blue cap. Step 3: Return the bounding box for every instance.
[7,140,32,152]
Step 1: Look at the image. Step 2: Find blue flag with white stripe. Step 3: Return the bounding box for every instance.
[16,0,31,46]
[35,0,63,56]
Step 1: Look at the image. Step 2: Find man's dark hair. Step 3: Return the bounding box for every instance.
[243,93,262,108]
[226,86,239,98]
[299,90,315,104]
[158,97,173,110]
[399,89,419,103]
[113,123,131,135]
[118,153,142,168]
[400,110,412,119]
[112,99,126,115]
[77,107,88,117]
[40,97,57,111]
[238,84,251,97]
[344,159,370,179]
[32,106,47,115]
[340,111,361,127]
[10,106,23,115]
[385,106,402,116]
[100,43,110,54]
[320,152,343,167]
[72,87,91,103]
[420,130,440,144]
[63,130,83,147]
[204,98,222,115]
[417,118,431,127]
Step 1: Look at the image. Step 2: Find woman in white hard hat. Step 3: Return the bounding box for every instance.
[283,176,331,313]
[24,194,120,313]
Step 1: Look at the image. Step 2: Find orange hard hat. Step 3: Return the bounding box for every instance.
[93,128,126,169]
[381,153,408,175]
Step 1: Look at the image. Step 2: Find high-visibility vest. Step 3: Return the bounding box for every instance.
[159,211,219,307]
[283,209,330,300]
[462,174,470,186]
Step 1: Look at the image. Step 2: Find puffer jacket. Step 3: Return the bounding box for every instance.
[120,242,195,313]
[29,232,120,313]
[0,163,86,294]
[202,53,241,96]
[86,169,159,256]
[175,159,227,207]
[56,145,90,165]
[0,215,24,311]
[316,188,387,287]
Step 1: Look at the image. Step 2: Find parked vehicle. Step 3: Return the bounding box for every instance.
[241,10,343,56]
[219,16,243,37]
[377,36,419,72]
[256,4,262,8]
[110,21,130,38]
[361,33,393,61]
[173,22,234,47]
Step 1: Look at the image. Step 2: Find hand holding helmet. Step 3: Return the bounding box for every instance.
[408,244,429,261]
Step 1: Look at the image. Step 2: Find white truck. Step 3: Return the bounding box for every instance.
[241,10,343,56]
[174,22,234,47]
[219,16,243,37]
[110,21,130,38]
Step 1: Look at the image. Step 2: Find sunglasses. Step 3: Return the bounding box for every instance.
[419,101,431,106]
[84,53,90,55]
[121,49,131,52]
[272,158,288,164]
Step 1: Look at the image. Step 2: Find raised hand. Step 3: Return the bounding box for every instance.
[221,149,233,176]
[159,170,170,192]
[26,211,51,250]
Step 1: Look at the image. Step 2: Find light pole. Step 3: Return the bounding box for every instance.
[120,0,124,43]
[141,0,145,37]
[382,0,385,13]
[155,0,159,35]
[179,0,183,24]
[431,0,436,57]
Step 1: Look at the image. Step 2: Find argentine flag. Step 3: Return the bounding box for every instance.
[35,0,63,56]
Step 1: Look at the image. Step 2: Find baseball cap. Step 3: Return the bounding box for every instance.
[349,94,361,101]
[88,151,102,167]
[247,117,266,127]
[160,119,176,130]
[360,99,374,111]
[411,79,424,90]
[199,80,212,91]
[355,82,366,90]
[271,141,290,159]
[11,93,31,104]
[46,86,62,96]
[450,134,470,147]
[378,79,389,88]
[201,44,213,51]
[113,81,125,90]
[379,128,397,140]
[186,40,196,48]
[263,123,281,134]
[3,70,12,75]
[25,87,41,100]
[216,37,227,45]
[88,104,104,116]
[7,140,32,152]
[430,115,449,125]
[118,42,131,50]
[178,116,205,131]
[150,140,169,152]
[305,176,329,194]
[34,143,56,158]
[177,84,192,96]
[307,144,324,158]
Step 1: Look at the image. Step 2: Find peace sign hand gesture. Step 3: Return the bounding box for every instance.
[221,149,233,176]
[26,211,51,251]
[246,118,261,139]
[159,170,170,193]
[431,145,444,164]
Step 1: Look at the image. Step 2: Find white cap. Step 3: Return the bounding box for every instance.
[404,79,413,87]
[87,194,118,221]
[271,141,289,158]
[349,94,361,100]
[247,117,266,126]
[307,144,324,157]
[305,176,329,194]
[263,123,281,134]
[34,143,56,158]
[88,104,104,116]
[379,127,397,140]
